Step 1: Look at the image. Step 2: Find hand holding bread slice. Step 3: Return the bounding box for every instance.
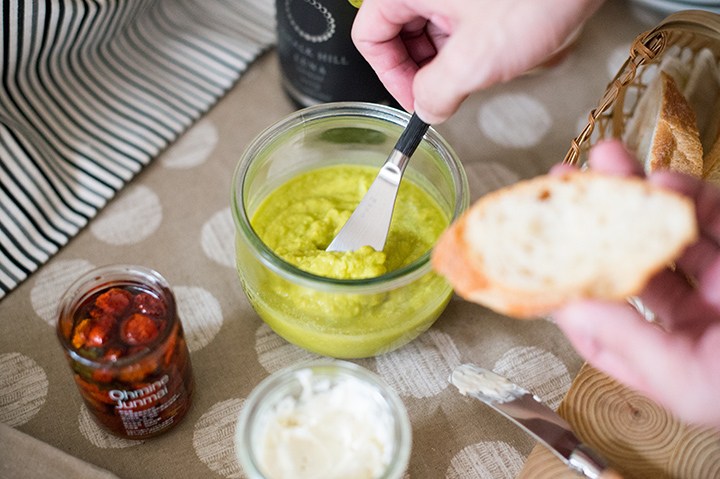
[431,170,698,319]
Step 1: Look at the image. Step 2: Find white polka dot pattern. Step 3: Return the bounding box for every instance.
[175,286,224,352]
[78,404,142,448]
[446,441,524,479]
[201,208,236,268]
[90,185,162,245]
[376,330,461,398]
[256,324,322,374]
[494,346,571,411]
[0,353,48,426]
[162,119,218,169]
[31,259,96,326]
[477,94,552,148]
[193,398,245,479]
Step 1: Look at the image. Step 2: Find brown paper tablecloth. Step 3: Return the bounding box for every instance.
[0,2,678,478]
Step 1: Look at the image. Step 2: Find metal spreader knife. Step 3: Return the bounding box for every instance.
[326,112,429,252]
[450,364,622,479]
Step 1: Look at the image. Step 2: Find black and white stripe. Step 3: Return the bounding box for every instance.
[0,0,275,299]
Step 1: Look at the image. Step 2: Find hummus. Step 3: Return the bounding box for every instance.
[240,164,453,358]
[251,165,446,278]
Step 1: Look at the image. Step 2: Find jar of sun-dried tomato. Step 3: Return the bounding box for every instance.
[56,264,194,439]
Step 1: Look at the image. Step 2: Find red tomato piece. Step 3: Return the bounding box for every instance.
[85,312,116,348]
[102,348,123,362]
[121,313,160,345]
[132,291,166,317]
[86,324,110,347]
[91,368,114,383]
[95,287,132,316]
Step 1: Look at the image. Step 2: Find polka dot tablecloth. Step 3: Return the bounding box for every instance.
[0,2,671,478]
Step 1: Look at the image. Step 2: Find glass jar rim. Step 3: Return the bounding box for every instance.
[235,359,412,479]
[55,264,178,368]
[231,102,469,293]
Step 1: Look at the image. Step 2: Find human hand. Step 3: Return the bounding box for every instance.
[352,0,604,123]
[553,139,720,430]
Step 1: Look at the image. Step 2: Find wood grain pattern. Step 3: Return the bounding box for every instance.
[519,363,720,479]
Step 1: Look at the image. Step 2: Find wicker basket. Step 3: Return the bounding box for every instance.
[564,9,720,166]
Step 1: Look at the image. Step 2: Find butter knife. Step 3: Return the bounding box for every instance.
[450,364,622,479]
[326,112,429,252]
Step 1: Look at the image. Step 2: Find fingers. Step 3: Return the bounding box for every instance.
[354,0,605,124]
[553,300,720,428]
[352,0,433,111]
[649,171,720,243]
[674,237,720,311]
[646,171,720,312]
[411,43,471,123]
[586,139,645,176]
[639,268,718,332]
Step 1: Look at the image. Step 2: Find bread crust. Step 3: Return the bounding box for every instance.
[431,172,698,319]
[648,72,703,177]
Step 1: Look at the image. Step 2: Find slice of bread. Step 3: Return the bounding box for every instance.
[623,52,689,156]
[633,72,703,176]
[703,132,720,187]
[683,49,720,152]
[431,172,698,319]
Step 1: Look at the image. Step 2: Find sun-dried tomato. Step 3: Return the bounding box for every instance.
[91,368,114,383]
[121,313,160,346]
[132,291,166,317]
[163,329,178,366]
[118,363,149,383]
[74,375,115,405]
[94,287,132,317]
[102,348,123,362]
[86,324,109,347]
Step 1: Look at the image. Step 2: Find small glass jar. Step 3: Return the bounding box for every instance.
[231,102,469,358]
[235,360,412,479]
[56,264,194,439]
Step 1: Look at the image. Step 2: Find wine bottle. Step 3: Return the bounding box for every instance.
[275,0,396,108]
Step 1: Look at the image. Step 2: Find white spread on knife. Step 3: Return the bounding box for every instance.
[450,364,524,403]
[255,369,394,479]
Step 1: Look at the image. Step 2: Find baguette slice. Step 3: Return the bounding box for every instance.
[703,133,720,187]
[625,71,703,177]
[682,48,720,153]
[431,172,698,319]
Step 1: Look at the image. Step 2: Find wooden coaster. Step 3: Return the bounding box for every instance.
[518,363,720,478]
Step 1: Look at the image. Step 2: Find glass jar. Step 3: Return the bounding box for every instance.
[231,102,469,358]
[235,360,411,479]
[56,264,194,439]
[275,0,395,107]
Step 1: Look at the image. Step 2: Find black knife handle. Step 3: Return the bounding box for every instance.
[394,113,430,157]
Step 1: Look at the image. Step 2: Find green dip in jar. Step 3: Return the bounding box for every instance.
[245,164,451,357]
[252,165,447,278]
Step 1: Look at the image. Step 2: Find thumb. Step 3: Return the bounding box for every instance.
[411,34,476,124]
[552,301,692,413]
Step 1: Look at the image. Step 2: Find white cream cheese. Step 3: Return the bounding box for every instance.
[450,364,524,403]
[254,369,395,479]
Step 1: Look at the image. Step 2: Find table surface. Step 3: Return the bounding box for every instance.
[0,2,678,478]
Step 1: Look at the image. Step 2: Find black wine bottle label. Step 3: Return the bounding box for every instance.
[276,0,396,107]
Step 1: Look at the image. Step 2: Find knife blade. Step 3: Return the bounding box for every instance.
[325,113,429,252]
[450,364,622,479]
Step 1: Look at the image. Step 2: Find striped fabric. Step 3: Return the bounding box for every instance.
[0,0,275,299]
